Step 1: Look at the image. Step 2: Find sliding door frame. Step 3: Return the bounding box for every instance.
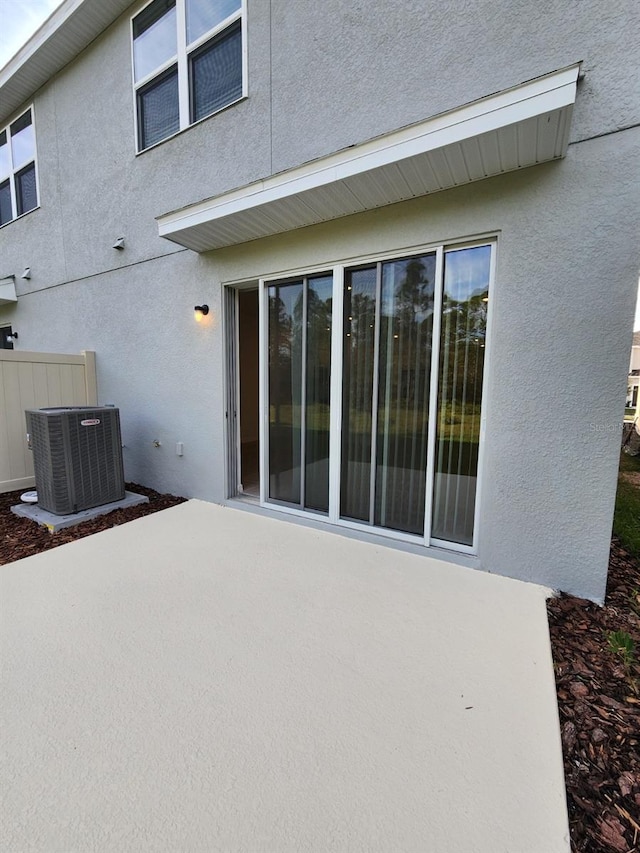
[253,237,495,555]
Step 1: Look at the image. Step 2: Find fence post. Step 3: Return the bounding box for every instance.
[82,351,98,405]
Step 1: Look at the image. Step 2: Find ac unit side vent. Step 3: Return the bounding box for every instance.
[25,407,125,515]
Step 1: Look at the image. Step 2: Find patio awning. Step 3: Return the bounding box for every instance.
[157,63,581,253]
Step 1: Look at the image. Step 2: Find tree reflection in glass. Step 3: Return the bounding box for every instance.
[432,245,491,545]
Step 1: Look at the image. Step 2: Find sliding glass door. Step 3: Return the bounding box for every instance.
[432,245,491,546]
[267,274,332,512]
[341,253,436,534]
[260,241,492,552]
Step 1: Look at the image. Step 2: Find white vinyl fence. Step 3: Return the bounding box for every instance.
[0,350,97,493]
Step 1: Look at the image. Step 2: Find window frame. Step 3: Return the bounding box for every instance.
[0,106,40,229]
[241,236,497,557]
[130,0,247,153]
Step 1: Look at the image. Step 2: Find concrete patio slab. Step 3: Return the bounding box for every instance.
[0,500,570,852]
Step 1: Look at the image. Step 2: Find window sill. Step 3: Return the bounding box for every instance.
[134,94,248,157]
[0,204,41,231]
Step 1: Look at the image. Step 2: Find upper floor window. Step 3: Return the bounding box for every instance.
[132,0,244,152]
[0,108,39,227]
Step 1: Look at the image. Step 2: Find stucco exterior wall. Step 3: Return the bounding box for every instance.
[1,0,639,601]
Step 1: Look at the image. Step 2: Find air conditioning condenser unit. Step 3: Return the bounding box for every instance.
[25,406,125,515]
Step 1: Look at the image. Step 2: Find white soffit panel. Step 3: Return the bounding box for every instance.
[157,63,581,253]
[0,0,132,126]
[0,277,17,304]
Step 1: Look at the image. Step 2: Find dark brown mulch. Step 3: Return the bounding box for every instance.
[548,538,640,853]
[0,484,186,565]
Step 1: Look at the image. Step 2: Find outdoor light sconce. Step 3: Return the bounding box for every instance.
[21,267,31,280]
[194,304,209,322]
[7,330,18,340]
[112,237,125,250]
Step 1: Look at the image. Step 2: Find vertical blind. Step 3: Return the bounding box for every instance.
[432,245,491,545]
[268,275,332,512]
[340,254,436,534]
[264,243,492,548]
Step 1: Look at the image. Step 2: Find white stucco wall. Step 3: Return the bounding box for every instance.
[0,0,639,601]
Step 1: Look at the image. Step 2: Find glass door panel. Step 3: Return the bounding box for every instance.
[375,254,436,534]
[262,242,492,551]
[340,253,436,533]
[267,275,332,511]
[340,267,377,521]
[305,275,333,512]
[431,245,491,546]
[268,281,303,504]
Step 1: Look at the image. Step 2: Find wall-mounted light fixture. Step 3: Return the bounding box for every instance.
[7,330,18,340]
[113,237,125,250]
[21,267,31,280]
[194,304,209,322]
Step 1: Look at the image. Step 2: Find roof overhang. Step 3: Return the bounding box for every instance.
[157,63,581,253]
[0,276,17,305]
[0,0,131,126]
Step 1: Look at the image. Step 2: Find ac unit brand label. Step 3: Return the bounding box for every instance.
[80,419,101,426]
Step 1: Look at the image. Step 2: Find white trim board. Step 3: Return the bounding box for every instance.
[157,63,581,252]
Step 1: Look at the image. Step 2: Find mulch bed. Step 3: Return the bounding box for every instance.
[548,539,640,853]
[0,484,186,565]
[1,485,638,851]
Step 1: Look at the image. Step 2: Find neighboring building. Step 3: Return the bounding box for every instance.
[0,0,638,603]
[628,331,640,410]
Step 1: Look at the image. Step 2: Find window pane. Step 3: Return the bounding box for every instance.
[432,245,491,546]
[133,0,177,82]
[138,67,180,149]
[10,112,35,170]
[190,23,242,122]
[0,135,9,180]
[268,282,303,504]
[186,0,240,44]
[305,275,332,513]
[341,267,377,522]
[1,326,14,350]
[15,163,37,216]
[0,179,12,226]
[375,254,436,534]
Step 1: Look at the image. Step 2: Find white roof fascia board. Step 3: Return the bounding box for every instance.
[0,0,87,80]
[157,63,580,242]
[0,0,132,126]
[0,277,18,304]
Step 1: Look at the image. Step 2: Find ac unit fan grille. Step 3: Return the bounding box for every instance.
[26,407,125,515]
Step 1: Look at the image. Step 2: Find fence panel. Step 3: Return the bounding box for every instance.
[0,350,97,493]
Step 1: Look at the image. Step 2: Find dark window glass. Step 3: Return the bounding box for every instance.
[374,254,435,534]
[431,245,491,546]
[133,0,176,82]
[304,274,332,512]
[190,22,242,122]
[268,281,303,505]
[341,267,377,522]
[0,179,12,225]
[1,326,14,350]
[15,163,37,216]
[10,110,31,137]
[138,66,180,149]
[133,0,175,38]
